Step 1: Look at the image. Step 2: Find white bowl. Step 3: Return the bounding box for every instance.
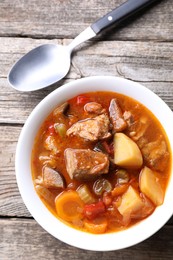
[16,76,173,251]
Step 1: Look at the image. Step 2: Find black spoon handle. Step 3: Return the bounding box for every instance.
[91,0,158,34]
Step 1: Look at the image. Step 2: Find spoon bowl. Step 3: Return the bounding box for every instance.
[9,44,71,91]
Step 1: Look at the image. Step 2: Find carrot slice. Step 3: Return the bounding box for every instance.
[55,190,84,222]
[111,183,129,197]
[84,216,108,234]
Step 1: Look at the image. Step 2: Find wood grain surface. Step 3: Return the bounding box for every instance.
[0,0,173,41]
[0,218,173,260]
[0,0,173,259]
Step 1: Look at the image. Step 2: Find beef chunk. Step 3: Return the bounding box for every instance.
[42,166,65,188]
[53,102,69,116]
[109,99,127,132]
[64,148,109,180]
[128,116,148,141]
[66,114,111,141]
[141,137,169,171]
[84,102,106,115]
[123,111,134,126]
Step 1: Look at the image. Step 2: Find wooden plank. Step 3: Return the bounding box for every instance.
[0,218,173,260]
[0,0,172,41]
[0,171,31,217]
[0,125,31,217]
[3,37,173,81]
[0,126,20,172]
[3,37,173,80]
[1,37,173,124]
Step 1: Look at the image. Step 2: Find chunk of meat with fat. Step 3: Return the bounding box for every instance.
[128,116,148,141]
[35,166,65,189]
[123,111,134,126]
[109,99,127,132]
[53,102,69,116]
[141,137,169,171]
[66,114,111,141]
[64,148,109,180]
[125,111,170,171]
[84,102,106,115]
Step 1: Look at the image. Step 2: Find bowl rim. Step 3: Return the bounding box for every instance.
[15,76,173,251]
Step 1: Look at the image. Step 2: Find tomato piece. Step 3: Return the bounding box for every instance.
[102,192,112,206]
[83,201,106,220]
[76,95,90,105]
[48,124,55,136]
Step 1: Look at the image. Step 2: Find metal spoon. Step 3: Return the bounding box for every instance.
[8,0,157,91]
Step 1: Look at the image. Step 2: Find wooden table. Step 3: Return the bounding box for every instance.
[0,0,173,259]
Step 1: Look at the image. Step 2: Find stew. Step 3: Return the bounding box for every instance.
[31,91,171,234]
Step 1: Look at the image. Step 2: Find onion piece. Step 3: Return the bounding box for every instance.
[35,185,55,207]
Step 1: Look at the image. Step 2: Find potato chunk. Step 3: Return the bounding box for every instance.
[114,133,143,168]
[118,185,143,216]
[139,166,164,206]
